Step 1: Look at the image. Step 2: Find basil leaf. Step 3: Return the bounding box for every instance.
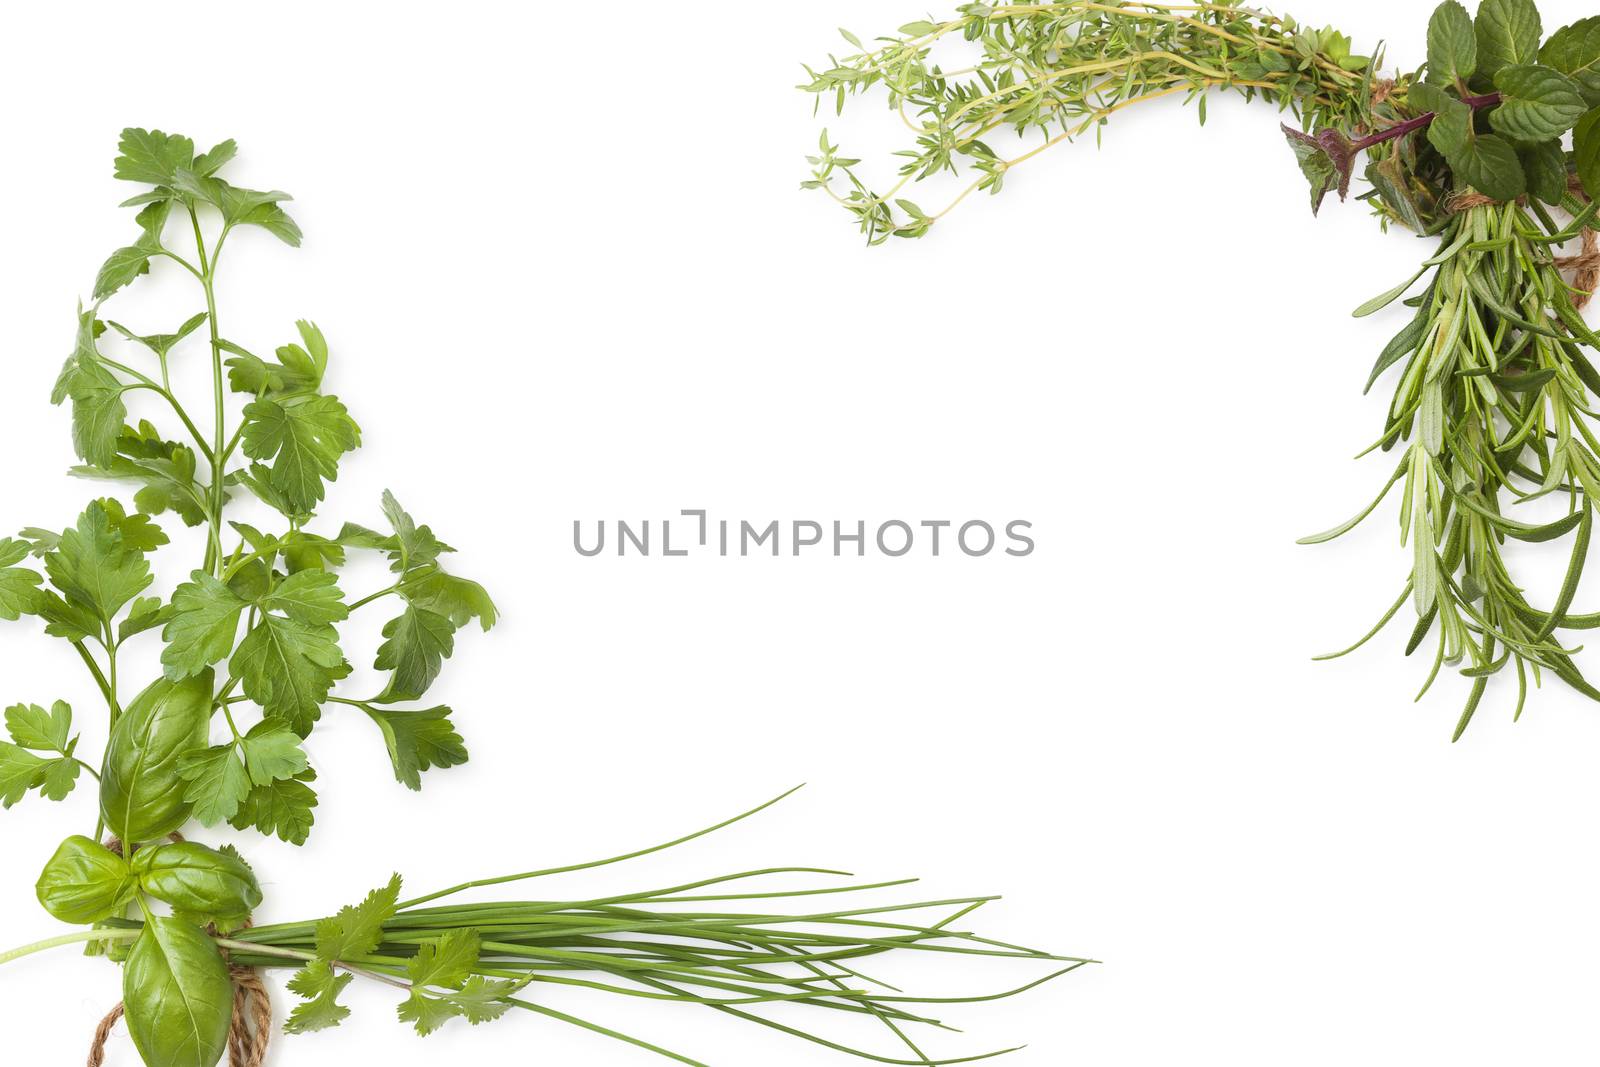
[34,835,135,924]
[132,840,262,923]
[100,671,213,843]
[123,917,233,1067]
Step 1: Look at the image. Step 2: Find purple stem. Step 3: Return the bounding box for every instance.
[1351,91,1502,153]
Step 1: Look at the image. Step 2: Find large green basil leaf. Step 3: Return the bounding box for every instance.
[132,840,262,922]
[100,670,214,842]
[35,835,135,923]
[123,916,233,1067]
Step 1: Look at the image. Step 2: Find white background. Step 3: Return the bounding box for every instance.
[3,1,1600,1064]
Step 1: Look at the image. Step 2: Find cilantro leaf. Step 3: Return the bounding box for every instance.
[364,706,467,791]
[284,961,354,1033]
[230,613,346,734]
[43,500,153,625]
[229,769,317,845]
[396,991,463,1036]
[374,606,455,702]
[240,395,361,515]
[315,873,402,961]
[162,571,247,678]
[398,929,486,1035]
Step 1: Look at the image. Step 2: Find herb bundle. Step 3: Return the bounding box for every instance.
[804,1,1600,736]
[0,131,1083,1066]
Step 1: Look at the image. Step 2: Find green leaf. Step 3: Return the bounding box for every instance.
[397,566,498,632]
[107,312,208,360]
[379,490,453,572]
[60,355,127,470]
[176,743,253,826]
[240,395,361,514]
[317,873,402,960]
[1450,132,1529,202]
[1414,81,1474,154]
[5,700,73,752]
[132,840,262,923]
[122,917,234,1067]
[241,720,309,785]
[73,423,210,528]
[230,614,346,735]
[162,571,248,679]
[1541,16,1600,105]
[1427,1,1478,86]
[1280,124,1353,214]
[365,706,468,791]
[1575,107,1600,196]
[374,606,455,702]
[285,960,354,1033]
[94,243,155,300]
[100,672,213,842]
[224,321,327,397]
[1520,139,1570,204]
[44,500,153,624]
[399,929,484,1035]
[34,835,136,924]
[1491,64,1588,141]
[397,990,463,1036]
[38,757,81,801]
[258,569,349,626]
[1475,0,1543,80]
[113,129,196,186]
[119,596,173,644]
[228,769,317,845]
[0,744,47,808]
[0,537,42,621]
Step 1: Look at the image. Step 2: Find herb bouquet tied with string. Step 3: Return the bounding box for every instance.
[805,0,1600,738]
[0,129,1087,1067]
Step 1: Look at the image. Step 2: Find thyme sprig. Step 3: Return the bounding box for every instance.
[804,0,1600,736]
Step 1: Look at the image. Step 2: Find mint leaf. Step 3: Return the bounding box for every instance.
[1579,108,1600,198]
[1280,124,1355,215]
[44,500,153,624]
[374,606,455,702]
[240,395,361,514]
[5,700,74,753]
[1427,1,1478,86]
[1521,139,1570,204]
[229,769,317,845]
[365,706,467,791]
[1450,132,1528,201]
[1476,0,1543,80]
[162,571,247,678]
[177,743,253,825]
[1491,64,1588,141]
[230,613,346,735]
[1542,16,1600,105]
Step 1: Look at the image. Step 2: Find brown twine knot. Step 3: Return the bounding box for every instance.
[86,838,272,1066]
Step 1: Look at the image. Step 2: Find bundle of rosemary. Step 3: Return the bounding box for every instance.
[803,0,1600,737]
[0,130,1084,1066]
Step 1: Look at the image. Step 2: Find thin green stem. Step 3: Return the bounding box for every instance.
[0,928,141,967]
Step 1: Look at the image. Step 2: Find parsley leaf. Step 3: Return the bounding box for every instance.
[240,395,361,515]
[229,769,317,845]
[258,570,350,627]
[374,605,455,702]
[397,566,498,632]
[43,500,153,625]
[162,571,247,678]
[177,743,253,825]
[364,705,468,791]
[0,701,80,808]
[0,538,43,621]
[230,613,346,735]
